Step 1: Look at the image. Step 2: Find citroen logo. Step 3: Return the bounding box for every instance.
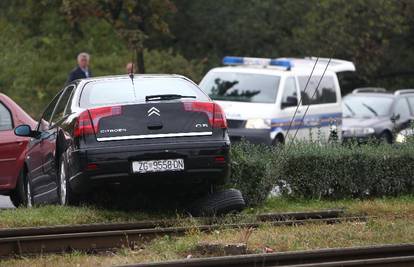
[148,107,160,117]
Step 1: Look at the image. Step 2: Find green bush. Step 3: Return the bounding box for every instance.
[229,142,414,206]
[229,142,276,206]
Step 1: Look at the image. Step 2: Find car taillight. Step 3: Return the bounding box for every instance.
[184,101,227,129]
[212,103,227,128]
[74,106,122,137]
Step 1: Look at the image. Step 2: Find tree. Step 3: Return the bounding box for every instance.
[62,0,176,73]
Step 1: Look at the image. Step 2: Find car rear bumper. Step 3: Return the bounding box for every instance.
[68,140,230,193]
[228,128,272,145]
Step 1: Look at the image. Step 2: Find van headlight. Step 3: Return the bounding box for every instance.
[245,118,271,129]
[343,127,375,135]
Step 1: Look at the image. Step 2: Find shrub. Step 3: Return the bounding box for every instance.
[229,142,276,206]
[276,143,414,199]
[229,142,414,206]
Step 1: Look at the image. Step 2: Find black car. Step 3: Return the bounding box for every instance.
[14,75,231,206]
[342,88,414,143]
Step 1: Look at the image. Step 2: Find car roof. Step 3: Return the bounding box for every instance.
[77,74,188,82]
[345,93,395,98]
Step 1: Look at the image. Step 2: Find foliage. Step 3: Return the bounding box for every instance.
[229,142,414,206]
[229,142,276,206]
[1,0,414,112]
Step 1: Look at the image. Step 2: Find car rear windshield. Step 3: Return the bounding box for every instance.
[80,77,209,108]
[343,95,393,118]
[199,71,280,103]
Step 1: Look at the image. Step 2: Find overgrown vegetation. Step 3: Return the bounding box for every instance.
[229,141,414,206]
[1,1,414,116]
[2,210,414,266]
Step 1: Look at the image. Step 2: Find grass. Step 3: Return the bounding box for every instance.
[250,195,414,217]
[2,216,413,267]
[0,196,413,266]
[0,195,413,228]
[0,205,172,228]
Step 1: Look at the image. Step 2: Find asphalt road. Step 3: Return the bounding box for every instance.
[0,196,14,209]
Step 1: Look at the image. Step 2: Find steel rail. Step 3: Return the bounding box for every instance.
[119,243,414,267]
[0,215,363,257]
[0,209,344,238]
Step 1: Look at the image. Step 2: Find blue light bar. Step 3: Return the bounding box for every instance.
[222,56,292,70]
[222,56,244,65]
[270,59,292,70]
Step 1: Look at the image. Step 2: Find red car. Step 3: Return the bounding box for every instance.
[0,93,36,207]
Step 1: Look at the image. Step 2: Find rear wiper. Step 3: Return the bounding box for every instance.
[145,94,196,102]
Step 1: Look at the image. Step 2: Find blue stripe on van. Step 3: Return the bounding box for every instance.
[271,112,342,131]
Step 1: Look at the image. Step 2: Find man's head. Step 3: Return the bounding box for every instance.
[126,62,134,74]
[77,52,90,69]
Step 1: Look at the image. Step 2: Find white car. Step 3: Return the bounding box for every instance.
[199,56,355,145]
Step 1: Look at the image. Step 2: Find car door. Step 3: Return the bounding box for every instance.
[297,75,340,142]
[393,97,412,131]
[27,92,62,201]
[278,76,303,142]
[41,85,75,189]
[0,101,23,188]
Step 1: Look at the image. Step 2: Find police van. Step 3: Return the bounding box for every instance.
[199,56,355,145]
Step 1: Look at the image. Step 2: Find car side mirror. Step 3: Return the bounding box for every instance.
[14,124,38,138]
[391,113,400,123]
[281,96,298,109]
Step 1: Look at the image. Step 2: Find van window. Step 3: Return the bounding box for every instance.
[281,77,298,108]
[298,76,337,105]
[200,72,280,103]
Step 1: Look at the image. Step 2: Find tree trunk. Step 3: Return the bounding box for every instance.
[136,47,145,74]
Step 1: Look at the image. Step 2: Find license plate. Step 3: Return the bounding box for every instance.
[132,159,185,173]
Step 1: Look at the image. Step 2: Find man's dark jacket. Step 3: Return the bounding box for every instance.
[66,67,92,84]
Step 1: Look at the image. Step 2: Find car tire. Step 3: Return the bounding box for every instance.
[57,153,72,206]
[10,169,24,207]
[10,169,33,208]
[380,131,393,144]
[272,135,284,147]
[191,188,245,216]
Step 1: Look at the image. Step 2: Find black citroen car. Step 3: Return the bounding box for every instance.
[14,75,230,206]
[342,88,414,143]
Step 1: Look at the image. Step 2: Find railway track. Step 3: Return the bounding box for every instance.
[0,209,366,258]
[120,243,414,267]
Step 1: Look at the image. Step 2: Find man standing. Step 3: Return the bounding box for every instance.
[66,52,92,83]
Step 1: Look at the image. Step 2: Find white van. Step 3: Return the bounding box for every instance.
[199,56,356,145]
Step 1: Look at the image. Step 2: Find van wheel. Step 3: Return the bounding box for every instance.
[272,135,284,147]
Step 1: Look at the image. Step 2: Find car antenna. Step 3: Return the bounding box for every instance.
[129,62,135,85]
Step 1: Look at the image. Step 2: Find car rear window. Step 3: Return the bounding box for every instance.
[80,77,209,108]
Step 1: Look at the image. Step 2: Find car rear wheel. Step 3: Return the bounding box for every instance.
[10,169,32,208]
[58,154,69,205]
[191,188,245,216]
